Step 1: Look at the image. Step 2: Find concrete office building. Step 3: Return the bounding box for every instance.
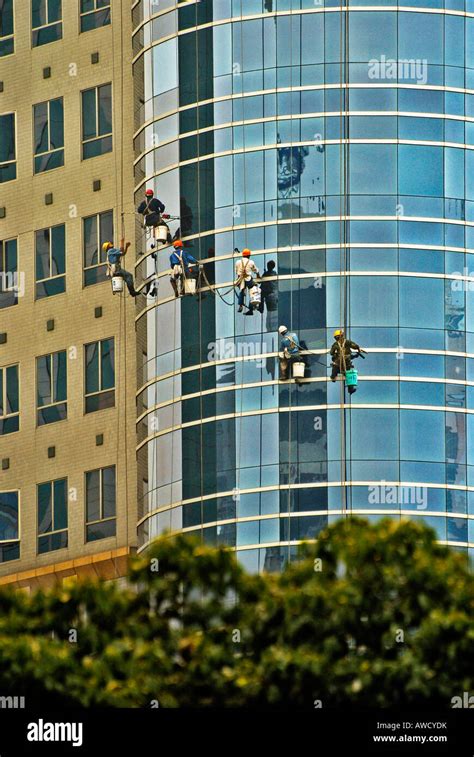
[0,0,137,589]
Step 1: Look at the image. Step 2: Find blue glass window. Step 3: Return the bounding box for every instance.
[0,113,16,183]
[400,278,444,329]
[36,351,67,426]
[33,98,64,173]
[85,338,115,413]
[351,409,399,460]
[399,146,443,197]
[35,224,66,299]
[80,0,110,32]
[85,466,116,542]
[32,0,62,46]
[83,210,113,286]
[350,144,396,195]
[0,364,19,435]
[82,84,112,159]
[37,478,68,554]
[0,238,18,309]
[0,0,14,56]
[400,410,445,462]
[0,492,19,562]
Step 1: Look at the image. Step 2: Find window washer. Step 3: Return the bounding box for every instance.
[104,240,138,297]
[169,239,199,298]
[279,325,303,380]
[235,248,259,314]
[137,188,172,244]
[330,329,367,389]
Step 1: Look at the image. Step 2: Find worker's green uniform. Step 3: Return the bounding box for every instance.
[330,338,361,381]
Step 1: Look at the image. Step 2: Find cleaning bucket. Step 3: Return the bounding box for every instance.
[184,277,196,295]
[249,285,261,309]
[112,276,124,293]
[292,361,305,379]
[156,224,169,243]
[345,368,358,387]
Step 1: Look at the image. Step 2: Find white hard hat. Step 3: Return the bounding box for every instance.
[278,325,288,335]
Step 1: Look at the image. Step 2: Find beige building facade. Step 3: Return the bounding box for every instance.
[0,1,137,589]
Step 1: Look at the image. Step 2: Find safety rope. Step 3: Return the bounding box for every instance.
[193,2,205,530]
[338,3,351,519]
[345,3,353,519]
[110,0,123,549]
[286,7,296,555]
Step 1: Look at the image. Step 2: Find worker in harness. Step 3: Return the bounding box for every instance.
[169,239,199,297]
[330,329,366,389]
[235,248,260,314]
[103,240,138,297]
[137,188,172,244]
[279,325,303,380]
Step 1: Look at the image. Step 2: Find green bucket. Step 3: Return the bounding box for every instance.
[345,368,358,387]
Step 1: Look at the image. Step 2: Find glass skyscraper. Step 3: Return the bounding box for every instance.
[133,0,474,570]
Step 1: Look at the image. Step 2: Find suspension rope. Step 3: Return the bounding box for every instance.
[338,3,351,519]
[110,0,126,549]
[286,7,296,555]
[193,3,206,529]
[235,4,246,526]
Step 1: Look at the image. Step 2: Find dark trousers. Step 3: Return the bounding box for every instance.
[331,358,353,381]
[115,269,136,297]
[280,355,301,380]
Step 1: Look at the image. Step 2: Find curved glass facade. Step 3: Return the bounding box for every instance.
[133,0,474,570]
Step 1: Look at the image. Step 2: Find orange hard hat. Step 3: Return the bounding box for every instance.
[242,248,251,257]
[173,239,183,248]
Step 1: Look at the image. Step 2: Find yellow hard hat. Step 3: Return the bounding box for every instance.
[102,241,113,253]
[334,329,344,337]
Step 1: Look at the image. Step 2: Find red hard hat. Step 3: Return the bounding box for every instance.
[173,239,183,248]
[145,189,154,196]
[242,248,251,257]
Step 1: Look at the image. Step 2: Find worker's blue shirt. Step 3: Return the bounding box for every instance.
[281,333,301,355]
[107,248,122,265]
[170,250,198,269]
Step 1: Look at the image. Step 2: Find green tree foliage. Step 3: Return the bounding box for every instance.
[0,518,472,708]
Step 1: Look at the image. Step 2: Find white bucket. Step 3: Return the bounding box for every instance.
[156,224,169,243]
[112,276,124,293]
[184,278,196,295]
[292,361,305,379]
[249,285,261,308]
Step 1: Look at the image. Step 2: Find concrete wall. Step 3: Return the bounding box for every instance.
[0,1,137,587]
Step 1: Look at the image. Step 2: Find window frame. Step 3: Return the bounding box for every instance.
[85,465,116,542]
[37,477,68,554]
[84,337,115,413]
[0,237,18,309]
[0,0,15,57]
[34,223,66,299]
[79,0,111,33]
[36,349,67,426]
[0,363,19,435]
[82,209,114,287]
[0,490,20,563]
[81,83,113,160]
[33,97,64,174]
[0,111,16,183]
[31,0,63,47]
